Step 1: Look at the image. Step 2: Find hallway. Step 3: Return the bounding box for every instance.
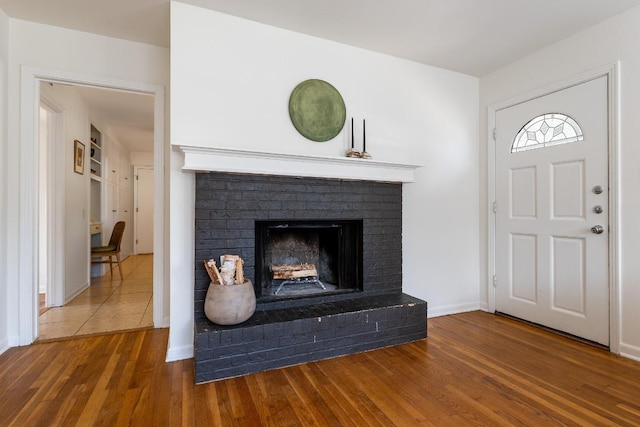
[38,254,153,340]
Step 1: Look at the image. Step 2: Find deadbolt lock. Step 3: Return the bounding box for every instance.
[593,205,603,214]
[592,185,604,194]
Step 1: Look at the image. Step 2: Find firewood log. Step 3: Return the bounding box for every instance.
[203,259,224,285]
[236,258,245,284]
[271,263,318,279]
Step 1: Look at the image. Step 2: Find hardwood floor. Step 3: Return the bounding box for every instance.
[2,311,640,426]
[38,254,153,340]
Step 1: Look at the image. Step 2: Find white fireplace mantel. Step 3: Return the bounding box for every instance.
[178,145,421,183]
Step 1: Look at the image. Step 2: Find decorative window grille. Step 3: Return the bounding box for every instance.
[511,113,584,153]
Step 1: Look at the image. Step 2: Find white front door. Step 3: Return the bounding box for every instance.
[495,76,609,346]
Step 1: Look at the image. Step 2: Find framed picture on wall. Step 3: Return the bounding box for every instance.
[74,139,85,175]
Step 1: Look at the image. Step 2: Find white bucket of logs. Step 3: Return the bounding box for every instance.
[203,255,256,325]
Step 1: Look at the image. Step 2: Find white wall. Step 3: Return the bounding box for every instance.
[169,2,480,359]
[130,151,154,166]
[480,5,640,360]
[5,19,169,347]
[0,6,9,355]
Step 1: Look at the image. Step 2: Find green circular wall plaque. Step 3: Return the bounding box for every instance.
[289,79,346,142]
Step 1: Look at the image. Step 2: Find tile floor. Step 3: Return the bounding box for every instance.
[38,254,153,341]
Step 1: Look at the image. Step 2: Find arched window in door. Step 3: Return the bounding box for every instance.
[511,113,584,153]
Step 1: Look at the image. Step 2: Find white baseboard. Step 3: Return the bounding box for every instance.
[153,315,170,329]
[165,344,193,362]
[427,302,482,318]
[8,334,20,348]
[0,337,9,356]
[620,343,640,362]
[161,315,170,328]
[65,282,89,305]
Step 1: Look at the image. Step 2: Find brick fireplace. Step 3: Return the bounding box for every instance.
[193,165,426,383]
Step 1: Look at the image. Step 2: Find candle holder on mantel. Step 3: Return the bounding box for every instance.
[345,149,372,159]
[345,117,372,159]
[346,148,360,158]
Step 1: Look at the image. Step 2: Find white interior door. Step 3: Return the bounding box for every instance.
[39,97,65,308]
[495,76,609,346]
[118,186,132,258]
[134,167,154,254]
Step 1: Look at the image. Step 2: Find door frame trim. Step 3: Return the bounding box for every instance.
[16,65,167,345]
[487,63,620,354]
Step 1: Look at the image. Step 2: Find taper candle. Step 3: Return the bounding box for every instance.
[351,117,354,149]
[363,119,366,153]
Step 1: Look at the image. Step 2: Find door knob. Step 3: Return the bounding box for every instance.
[591,225,604,234]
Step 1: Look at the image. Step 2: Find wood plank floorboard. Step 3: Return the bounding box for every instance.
[1,311,640,426]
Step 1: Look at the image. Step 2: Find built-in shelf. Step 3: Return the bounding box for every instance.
[90,130,102,180]
[178,145,421,183]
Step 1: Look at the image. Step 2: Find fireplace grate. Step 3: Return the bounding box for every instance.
[272,276,326,295]
[270,263,327,295]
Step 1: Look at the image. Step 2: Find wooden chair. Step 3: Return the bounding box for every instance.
[91,221,126,280]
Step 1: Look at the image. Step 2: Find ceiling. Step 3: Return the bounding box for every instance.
[6,0,640,151]
[3,0,640,76]
[72,85,155,153]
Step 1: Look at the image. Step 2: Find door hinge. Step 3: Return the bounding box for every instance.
[492,202,497,213]
[136,239,138,244]
[136,207,139,213]
[492,128,497,141]
[493,275,497,287]
[135,175,138,181]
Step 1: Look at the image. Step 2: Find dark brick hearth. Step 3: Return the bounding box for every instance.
[195,294,426,382]
[194,172,427,383]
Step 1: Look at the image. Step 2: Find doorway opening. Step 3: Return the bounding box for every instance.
[37,81,158,340]
[14,66,166,346]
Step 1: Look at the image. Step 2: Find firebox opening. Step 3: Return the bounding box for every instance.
[255,220,363,300]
